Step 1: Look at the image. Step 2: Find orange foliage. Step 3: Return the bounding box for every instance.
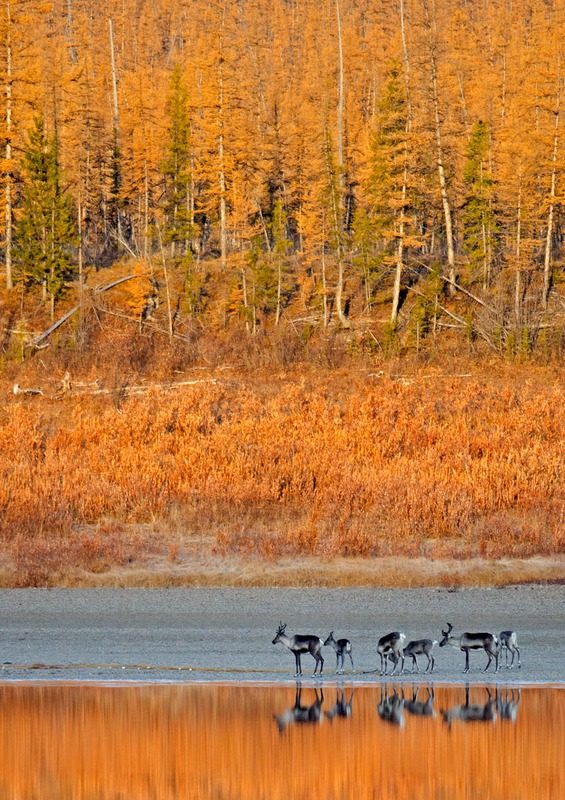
[0,377,563,583]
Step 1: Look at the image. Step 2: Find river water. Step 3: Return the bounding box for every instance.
[0,681,562,799]
[0,587,562,797]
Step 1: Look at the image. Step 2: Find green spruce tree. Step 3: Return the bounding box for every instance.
[161,64,195,259]
[14,114,76,318]
[362,61,420,325]
[462,120,498,289]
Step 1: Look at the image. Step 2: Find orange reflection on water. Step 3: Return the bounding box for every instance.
[0,683,562,799]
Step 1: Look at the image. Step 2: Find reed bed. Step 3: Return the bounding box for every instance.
[0,376,563,585]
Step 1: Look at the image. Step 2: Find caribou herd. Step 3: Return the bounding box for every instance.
[272,621,521,677]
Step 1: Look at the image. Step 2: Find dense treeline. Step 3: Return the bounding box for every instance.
[1,0,565,359]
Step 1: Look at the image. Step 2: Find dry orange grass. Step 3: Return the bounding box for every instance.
[0,375,563,585]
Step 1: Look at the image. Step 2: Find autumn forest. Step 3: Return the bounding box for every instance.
[0,0,564,355]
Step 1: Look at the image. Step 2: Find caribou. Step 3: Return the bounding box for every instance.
[499,630,521,669]
[377,631,406,675]
[439,622,499,673]
[272,622,324,677]
[403,638,437,674]
[323,631,354,674]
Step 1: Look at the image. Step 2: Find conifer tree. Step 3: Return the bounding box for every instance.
[363,61,420,325]
[462,120,497,289]
[272,196,291,325]
[14,114,76,317]
[161,63,195,259]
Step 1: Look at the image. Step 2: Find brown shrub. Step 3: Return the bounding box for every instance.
[1,375,563,580]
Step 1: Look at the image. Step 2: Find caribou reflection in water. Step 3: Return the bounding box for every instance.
[377,685,405,727]
[404,685,436,719]
[326,687,354,722]
[377,684,437,727]
[274,686,325,733]
[495,686,521,723]
[273,683,519,734]
[441,684,521,727]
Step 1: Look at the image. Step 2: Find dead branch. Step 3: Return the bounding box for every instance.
[61,377,217,398]
[12,383,43,396]
[404,284,496,348]
[25,273,149,350]
[412,260,496,312]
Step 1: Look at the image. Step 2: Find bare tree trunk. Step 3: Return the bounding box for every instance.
[542,100,559,310]
[65,0,78,63]
[77,196,83,286]
[157,227,174,344]
[5,0,13,290]
[333,0,349,328]
[218,23,227,272]
[391,0,412,326]
[391,158,407,326]
[399,0,413,127]
[108,18,122,240]
[275,256,282,325]
[241,265,250,332]
[109,19,119,133]
[515,163,522,329]
[322,213,328,327]
[188,151,196,253]
[144,159,149,260]
[500,50,507,126]
[431,58,456,295]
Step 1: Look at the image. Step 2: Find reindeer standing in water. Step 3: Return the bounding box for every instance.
[439,622,499,673]
[272,622,324,677]
[323,631,354,673]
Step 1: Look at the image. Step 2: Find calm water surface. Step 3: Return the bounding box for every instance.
[0,682,562,799]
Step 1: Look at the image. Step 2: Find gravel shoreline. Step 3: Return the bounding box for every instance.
[0,586,563,684]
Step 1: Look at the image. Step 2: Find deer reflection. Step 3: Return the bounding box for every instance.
[403,685,436,719]
[326,687,354,722]
[377,685,405,727]
[496,687,521,723]
[274,686,324,733]
[441,685,497,728]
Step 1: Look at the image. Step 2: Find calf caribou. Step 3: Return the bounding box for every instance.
[439,622,499,673]
[323,631,354,673]
[272,622,324,677]
[403,638,437,674]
